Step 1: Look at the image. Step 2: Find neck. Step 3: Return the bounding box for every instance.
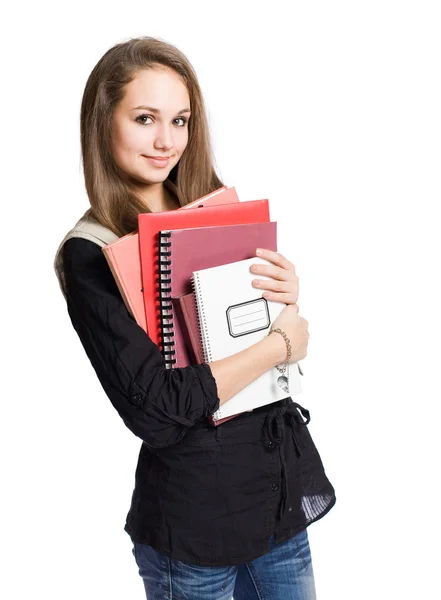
[138,181,179,212]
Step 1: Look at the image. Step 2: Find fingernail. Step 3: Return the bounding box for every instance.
[256,248,262,256]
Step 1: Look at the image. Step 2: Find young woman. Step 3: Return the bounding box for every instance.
[54,36,336,600]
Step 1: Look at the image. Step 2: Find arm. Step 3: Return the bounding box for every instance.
[209,334,286,405]
[62,238,284,448]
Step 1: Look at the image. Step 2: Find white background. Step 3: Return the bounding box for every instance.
[2,1,440,598]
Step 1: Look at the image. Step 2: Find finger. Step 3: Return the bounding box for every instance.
[252,279,293,293]
[250,263,297,282]
[262,291,298,304]
[256,248,296,273]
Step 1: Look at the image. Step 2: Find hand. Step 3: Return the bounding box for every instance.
[250,248,299,305]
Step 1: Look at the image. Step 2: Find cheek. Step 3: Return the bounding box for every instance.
[114,121,148,153]
[177,130,189,155]
[126,130,149,153]
[112,135,144,172]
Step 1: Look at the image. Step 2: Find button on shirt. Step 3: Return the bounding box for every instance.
[62,237,337,567]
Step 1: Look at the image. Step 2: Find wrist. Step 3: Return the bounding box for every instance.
[261,331,287,366]
[268,327,291,364]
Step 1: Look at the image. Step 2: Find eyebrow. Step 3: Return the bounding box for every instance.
[132,105,191,114]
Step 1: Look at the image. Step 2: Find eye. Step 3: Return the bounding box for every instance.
[135,114,153,125]
[174,117,188,127]
[135,114,189,127]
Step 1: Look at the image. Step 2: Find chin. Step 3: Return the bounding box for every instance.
[138,169,171,184]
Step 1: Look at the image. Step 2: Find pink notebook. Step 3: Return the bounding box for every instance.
[172,293,204,365]
[157,222,277,368]
[102,186,239,332]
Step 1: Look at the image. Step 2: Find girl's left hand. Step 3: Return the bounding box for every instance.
[250,248,299,305]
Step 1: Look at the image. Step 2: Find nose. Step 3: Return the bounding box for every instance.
[153,123,174,152]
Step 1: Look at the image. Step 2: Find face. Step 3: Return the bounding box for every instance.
[111,67,191,189]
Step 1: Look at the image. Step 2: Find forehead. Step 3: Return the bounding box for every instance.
[122,67,190,109]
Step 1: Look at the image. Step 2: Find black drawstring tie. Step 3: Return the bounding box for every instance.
[261,400,311,520]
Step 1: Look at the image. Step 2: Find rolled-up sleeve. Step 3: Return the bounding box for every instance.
[62,237,220,448]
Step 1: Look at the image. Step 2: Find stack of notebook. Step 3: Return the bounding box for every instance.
[102,186,238,332]
[103,185,303,426]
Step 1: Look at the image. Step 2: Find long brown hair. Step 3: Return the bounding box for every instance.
[80,36,224,237]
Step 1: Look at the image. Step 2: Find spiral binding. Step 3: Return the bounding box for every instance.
[158,231,176,368]
[191,271,213,365]
[192,272,223,420]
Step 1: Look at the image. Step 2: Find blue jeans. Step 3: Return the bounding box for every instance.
[131,528,317,599]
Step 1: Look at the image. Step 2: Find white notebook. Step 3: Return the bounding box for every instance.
[191,257,302,421]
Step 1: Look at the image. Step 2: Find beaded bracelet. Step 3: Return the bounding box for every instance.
[267,327,291,393]
[268,327,292,362]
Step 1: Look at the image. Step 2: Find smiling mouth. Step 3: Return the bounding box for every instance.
[144,155,172,159]
[143,156,172,167]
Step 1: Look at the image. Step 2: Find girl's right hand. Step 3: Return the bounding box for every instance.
[270,304,310,364]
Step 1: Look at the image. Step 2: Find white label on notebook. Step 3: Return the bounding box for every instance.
[227,298,270,338]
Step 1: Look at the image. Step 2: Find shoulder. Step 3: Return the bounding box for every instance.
[63,237,105,268]
[63,238,115,291]
[62,237,122,307]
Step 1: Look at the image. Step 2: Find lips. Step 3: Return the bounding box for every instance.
[143,155,171,168]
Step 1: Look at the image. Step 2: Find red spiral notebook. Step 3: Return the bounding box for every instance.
[138,200,271,347]
[102,186,239,332]
[157,222,277,368]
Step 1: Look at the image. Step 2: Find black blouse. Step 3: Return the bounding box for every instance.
[62,236,337,567]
